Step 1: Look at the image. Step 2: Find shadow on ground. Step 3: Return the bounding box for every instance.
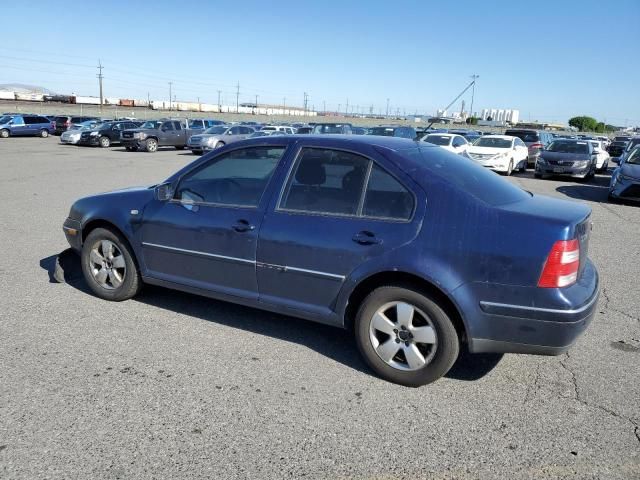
[40,249,503,383]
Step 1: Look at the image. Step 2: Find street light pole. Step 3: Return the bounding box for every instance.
[470,74,479,118]
[168,82,172,111]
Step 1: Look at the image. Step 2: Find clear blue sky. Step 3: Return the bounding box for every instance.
[2,0,639,125]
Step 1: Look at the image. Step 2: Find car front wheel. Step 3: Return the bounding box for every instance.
[0,129,9,138]
[81,228,141,301]
[145,138,158,152]
[99,136,111,148]
[355,286,459,387]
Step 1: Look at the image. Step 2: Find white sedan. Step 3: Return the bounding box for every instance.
[589,140,610,172]
[421,133,469,154]
[463,135,528,175]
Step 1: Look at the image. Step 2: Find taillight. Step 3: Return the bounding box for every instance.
[538,239,580,288]
[530,143,543,149]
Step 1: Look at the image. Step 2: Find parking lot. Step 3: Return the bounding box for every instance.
[1,137,639,479]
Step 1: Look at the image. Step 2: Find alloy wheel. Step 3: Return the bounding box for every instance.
[89,240,126,290]
[369,301,438,371]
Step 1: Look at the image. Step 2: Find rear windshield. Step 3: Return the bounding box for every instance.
[506,130,539,143]
[312,124,345,134]
[409,147,530,206]
[424,135,451,146]
[547,141,589,154]
[368,127,396,136]
[54,116,68,122]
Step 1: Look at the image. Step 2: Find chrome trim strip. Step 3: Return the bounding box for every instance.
[480,291,599,315]
[142,242,345,280]
[142,242,255,265]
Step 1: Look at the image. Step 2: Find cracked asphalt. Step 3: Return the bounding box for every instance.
[1,137,638,479]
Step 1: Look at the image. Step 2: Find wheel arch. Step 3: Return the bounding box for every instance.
[81,219,140,269]
[343,270,468,344]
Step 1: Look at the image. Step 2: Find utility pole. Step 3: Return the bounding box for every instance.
[235,82,240,113]
[255,94,258,109]
[97,60,104,112]
[323,100,326,113]
[303,92,309,116]
[345,98,349,117]
[168,81,172,111]
[386,98,390,117]
[470,74,479,118]
[283,97,286,112]
[338,104,341,116]
[217,90,221,108]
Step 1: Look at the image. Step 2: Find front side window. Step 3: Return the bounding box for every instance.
[175,147,285,207]
[229,126,242,135]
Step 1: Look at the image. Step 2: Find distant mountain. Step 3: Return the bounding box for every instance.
[0,83,55,94]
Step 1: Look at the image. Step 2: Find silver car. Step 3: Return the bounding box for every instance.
[187,125,254,154]
[60,122,99,145]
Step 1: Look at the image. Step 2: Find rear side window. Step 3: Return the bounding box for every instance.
[24,116,38,124]
[280,148,414,220]
[162,122,174,131]
[280,148,369,215]
[173,121,182,130]
[363,164,413,220]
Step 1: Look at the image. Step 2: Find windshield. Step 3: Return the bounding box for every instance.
[368,127,396,136]
[424,135,451,146]
[547,141,589,154]
[474,137,512,148]
[204,126,227,135]
[140,121,161,129]
[0,115,11,124]
[626,147,640,165]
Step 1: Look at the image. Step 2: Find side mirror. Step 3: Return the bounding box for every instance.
[155,183,173,201]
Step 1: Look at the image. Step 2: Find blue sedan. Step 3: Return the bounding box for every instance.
[63,135,599,386]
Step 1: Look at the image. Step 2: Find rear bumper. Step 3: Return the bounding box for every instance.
[458,261,599,355]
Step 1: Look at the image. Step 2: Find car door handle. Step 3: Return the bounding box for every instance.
[232,220,255,232]
[352,231,382,245]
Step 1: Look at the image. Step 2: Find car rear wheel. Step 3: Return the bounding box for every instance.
[215,141,225,149]
[40,129,49,138]
[99,136,111,148]
[0,129,9,138]
[519,159,526,172]
[81,228,141,301]
[355,286,459,387]
[145,138,158,152]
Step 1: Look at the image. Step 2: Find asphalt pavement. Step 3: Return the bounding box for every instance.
[0,137,638,479]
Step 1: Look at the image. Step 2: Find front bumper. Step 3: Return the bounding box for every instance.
[609,174,640,202]
[122,139,143,149]
[535,162,591,178]
[63,217,82,252]
[60,134,82,145]
[458,260,599,355]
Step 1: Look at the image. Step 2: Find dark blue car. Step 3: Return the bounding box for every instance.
[0,114,55,138]
[63,136,599,386]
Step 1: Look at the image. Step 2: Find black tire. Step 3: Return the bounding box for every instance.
[175,145,185,150]
[519,160,526,172]
[40,129,49,138]
[81,227,141,301]
[355,286,460,387]
[534,173,543,179]
[0,129,9,138]
[145,138,158,152]
[125,146,135,152]
[99,136,111,148]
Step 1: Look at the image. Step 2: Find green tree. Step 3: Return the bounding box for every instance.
[568,116,598,131]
